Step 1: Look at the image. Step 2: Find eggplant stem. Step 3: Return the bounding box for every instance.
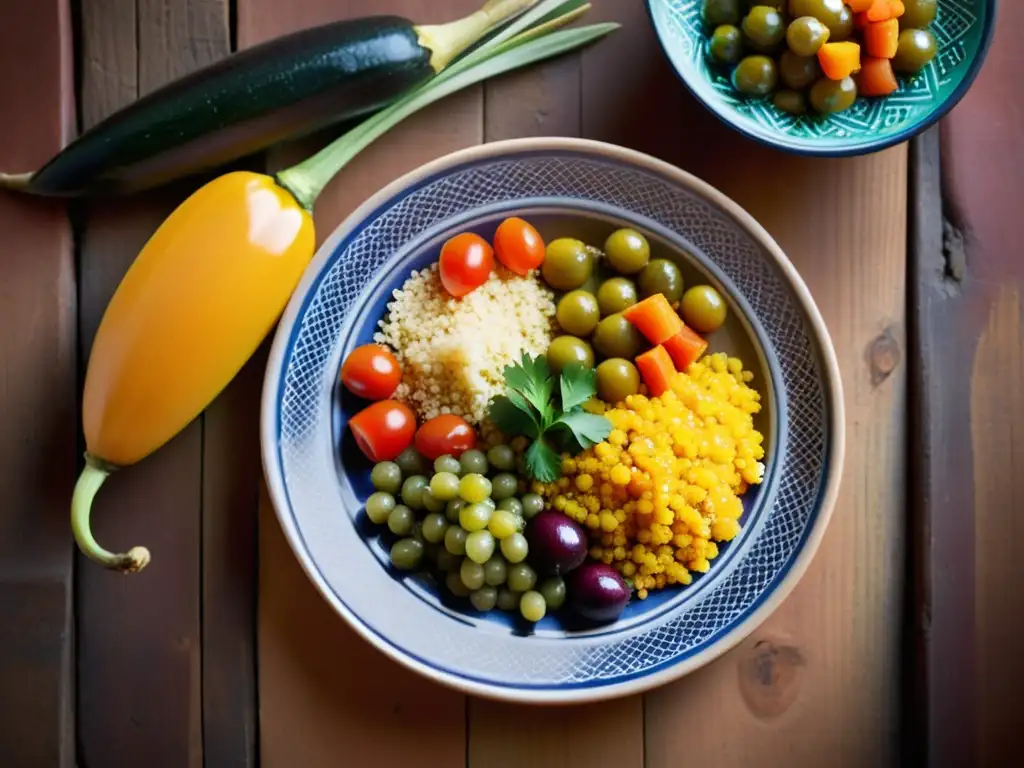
[71,457,151,574]
[415,0,537,72]
[0,172,32,191]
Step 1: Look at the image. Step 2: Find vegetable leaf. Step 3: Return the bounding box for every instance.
[559,362,597,411]
[524,438,562,483]
[504,354,554,426]
[549,410,613,453]
[489,394,540,439]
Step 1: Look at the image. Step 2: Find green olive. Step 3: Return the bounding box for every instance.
[637,259,684,302]
[702,0,742,26]
[733,55,777,96]
[772,89,807,115]
[741,6,785,52]
[809,75,857,114]
[778,50,821,90]
[547,336,594,375]
[900,0,937,30]
[788,0,846,35]
[892,28,937,74]
[595,358,641,404]
[390,538,424,571]
[596,278,638,317]
[604,228,651,274]
[592,314,644,359]
[785,16,830,57]
[541,238,592,291]
[680,285,728,333]
[829,5,854,41]
[708,24,744,65]
[556,290,600,336]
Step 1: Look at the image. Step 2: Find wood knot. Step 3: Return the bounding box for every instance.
[867,328,901,386]
[737,638,805,719]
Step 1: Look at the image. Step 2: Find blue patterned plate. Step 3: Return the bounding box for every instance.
[261,138,844,702]
[646,0,996,156]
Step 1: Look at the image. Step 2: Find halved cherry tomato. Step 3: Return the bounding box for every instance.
[341,344,402,400]
[494,217,545,275]
[349,400,416,462]
[414,414,477,460]
[438,232,494,297]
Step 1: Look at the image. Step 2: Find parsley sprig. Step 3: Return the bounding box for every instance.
[488,353,612,483]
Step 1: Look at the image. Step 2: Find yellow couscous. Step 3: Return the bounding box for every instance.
[533,353,765,599]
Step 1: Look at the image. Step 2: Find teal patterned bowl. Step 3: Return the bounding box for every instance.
[646,0,997,156]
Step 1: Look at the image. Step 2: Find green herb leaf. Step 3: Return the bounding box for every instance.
[559,362,597,411]
[504,353,555,426]
[489,394,540,439]
[524,438,561,483]
[551,410,613,452]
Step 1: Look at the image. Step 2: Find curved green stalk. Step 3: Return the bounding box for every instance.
[71,457,151,573]
[416,0,538,72]
[0,172,32,191]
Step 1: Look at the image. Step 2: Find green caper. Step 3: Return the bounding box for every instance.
[459,449,489,476]
[400,475,429,510]
[702,0,741,27]
[470,586,498,612]
[539,577,567,610]
[596,278,638,317]
[733,55,777,96]
[497,497,523,516]
[491,473,519,501]
[483,555,508,586]
[556,290,601,336]
[778,49,821,90]
[785,16,830,57]
[395,447,430,476]
[637,259,684,302]
[486,444,516,471]
[496,587,521,611]
[741,6,785,52]
[708,24,744,65]
[592,313,644,359]
[809,75,857,114]
[434,454,462,476]
[892,28,937,74]
[387,504,415,536]
[365,492,396,525]
[541,238,592,290]
[421,513,449,544]
[370,462,402,495]
[390,538,424,571]
[521,493,545,519]
[773,90,807,115]
[603,228,651,274]
[446,498,465,523]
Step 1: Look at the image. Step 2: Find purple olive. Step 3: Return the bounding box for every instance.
[568,563,631,623]
[525,511,588,576]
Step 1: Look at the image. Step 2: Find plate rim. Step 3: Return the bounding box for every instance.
[260,136,846,704]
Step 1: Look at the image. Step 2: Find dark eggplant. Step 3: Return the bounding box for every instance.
[0,0,534,197]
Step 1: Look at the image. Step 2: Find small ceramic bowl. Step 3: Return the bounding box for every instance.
[261,138,844,703]
[646,0,997,156]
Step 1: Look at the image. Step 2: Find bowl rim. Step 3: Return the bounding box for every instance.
[260,136,846,704]
[644,0,1000,158]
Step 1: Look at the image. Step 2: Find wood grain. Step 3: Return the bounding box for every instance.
[912,6,1024,765]
[0,1,75,764]
[75,2,229,766]
[240,2,479,765]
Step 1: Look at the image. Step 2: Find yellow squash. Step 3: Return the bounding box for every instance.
[73,172,314,572]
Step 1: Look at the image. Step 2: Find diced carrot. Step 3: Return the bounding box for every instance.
[854,12,870,29]
[889,0,905,17]
[857,56,899,96]
[622,294,684,345]
[866,0,894,22]
[847,0,874,11]
[817,41,862,80]
[864,18,899,58]
[635,345,676,397]
[663,327,708,371]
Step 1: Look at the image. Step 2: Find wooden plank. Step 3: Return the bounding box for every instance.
[911,5,1024,764]
[75,2,228,767]
[578,5,907,766]
[240,2,475,765]
[473,30,645,768]
[0,2,76,763]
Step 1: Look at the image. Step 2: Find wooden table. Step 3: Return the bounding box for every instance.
[0,1,1019,766]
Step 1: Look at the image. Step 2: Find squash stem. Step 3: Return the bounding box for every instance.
[0,172,32,191]
[71,457,151,574]
[415,0,538,72]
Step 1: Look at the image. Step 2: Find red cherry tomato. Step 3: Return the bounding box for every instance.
[341,344,402,400]
[438,232,494,297]
[349,400,416,462]
[494,217,545,276]
[414,414,477,460]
